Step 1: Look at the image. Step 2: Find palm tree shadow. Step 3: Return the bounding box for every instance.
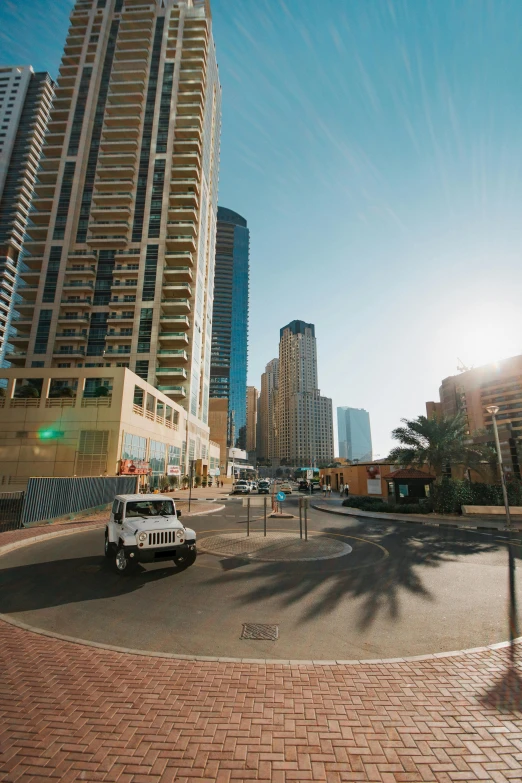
[203,523,503,630]
[479,661,522,714]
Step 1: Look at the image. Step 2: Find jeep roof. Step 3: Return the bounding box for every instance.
[115,494,174,503]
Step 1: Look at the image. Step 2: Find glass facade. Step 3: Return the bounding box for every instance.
[337,407,373,462]
[210,207,249,449]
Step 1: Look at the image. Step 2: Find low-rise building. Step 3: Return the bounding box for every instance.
[0,367,219,490]
[319,462,396,497]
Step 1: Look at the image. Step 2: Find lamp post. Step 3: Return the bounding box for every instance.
[486,404,519,661]
[486,405,511,529]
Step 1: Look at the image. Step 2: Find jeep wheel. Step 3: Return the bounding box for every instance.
[114,547,137,574]
[104,531,115,558]
[174,549,196,570]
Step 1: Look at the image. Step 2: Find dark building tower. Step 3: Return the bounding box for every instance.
[210,206,249,449]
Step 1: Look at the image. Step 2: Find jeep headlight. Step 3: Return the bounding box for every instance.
[138,532,147,543]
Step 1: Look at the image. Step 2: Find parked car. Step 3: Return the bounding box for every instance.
[279,482,292,494]
[258,480,270,494]
[233,481,250,495]
[105,494,196,575]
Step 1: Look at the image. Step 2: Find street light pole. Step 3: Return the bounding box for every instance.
[486,404,519,661]
[188,460,194,512]
[486,405,511,529]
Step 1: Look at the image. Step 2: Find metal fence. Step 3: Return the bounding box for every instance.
[21,476,138,527]
[0,491,25,532]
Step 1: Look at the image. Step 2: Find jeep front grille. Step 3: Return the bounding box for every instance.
[147,530,178,547]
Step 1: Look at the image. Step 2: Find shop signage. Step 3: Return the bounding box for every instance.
[167,465,181,476]
[120,459,151,476]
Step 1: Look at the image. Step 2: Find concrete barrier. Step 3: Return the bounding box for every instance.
[462,505,522,516]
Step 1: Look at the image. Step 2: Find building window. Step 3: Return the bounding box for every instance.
[42,246,62,303]
[135,360,149,381]
[132,18,165,242]
[122,432,146,462]
[53,161,76,239]
[138,307,152,353]
[156,62,174,153]
[147,161,165,239]
[142,246,158,301]
[67,66,92,156]
[76,430,109,476]
[34,310,53,354]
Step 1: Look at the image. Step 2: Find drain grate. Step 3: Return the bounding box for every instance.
[241,623,279,641]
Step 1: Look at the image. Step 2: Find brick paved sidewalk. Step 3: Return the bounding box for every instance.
[1,528,522,782]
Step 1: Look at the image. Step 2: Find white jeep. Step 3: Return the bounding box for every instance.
[105,494,196,574]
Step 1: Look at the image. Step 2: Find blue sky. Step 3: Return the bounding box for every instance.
[2,0,522,456]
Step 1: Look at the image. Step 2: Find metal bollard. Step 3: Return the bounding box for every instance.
[304,499,308,541]
[264,496,267,537]
[299,498,303,539]
[247,497,250,537]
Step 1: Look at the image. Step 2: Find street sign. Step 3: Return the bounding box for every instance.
[242,496,268,507]
[306,469,313,480]
[276,491,286,502]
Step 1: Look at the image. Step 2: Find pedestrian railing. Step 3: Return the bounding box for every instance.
[0,491,25,532]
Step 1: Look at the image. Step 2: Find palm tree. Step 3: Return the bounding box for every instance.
[388,413,494,478]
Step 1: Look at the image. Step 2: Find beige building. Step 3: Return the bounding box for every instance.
[277,320,333,465]
[7,0,221,475]
[208,396,227,478]
[0,66,54,366]
[0,367,219,489]
[246,385,258,453]
[257,357,278,461]
[427,354,522,476]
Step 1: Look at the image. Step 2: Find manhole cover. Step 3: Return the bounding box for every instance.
[241,623,279,641]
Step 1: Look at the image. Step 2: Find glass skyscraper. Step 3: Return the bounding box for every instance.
[210,206,249,449]
[337,407,373,462]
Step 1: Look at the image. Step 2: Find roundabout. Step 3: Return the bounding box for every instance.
[0,500,521,662]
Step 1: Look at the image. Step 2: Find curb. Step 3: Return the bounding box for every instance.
[0,613,519,667]
[311,503,517,532]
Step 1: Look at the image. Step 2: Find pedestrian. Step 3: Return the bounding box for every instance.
[339,482,344,496]
[322,482,326,498]
[345,483,350,497]
[327,484,332,497]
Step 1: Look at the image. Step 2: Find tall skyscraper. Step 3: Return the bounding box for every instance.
[210,206,249,449]
[257,357,278,460]
[246,385,258,453]
[0,66,54,367]
[337,407,372,462]
[7,0,221,470]
[277,320,333,465]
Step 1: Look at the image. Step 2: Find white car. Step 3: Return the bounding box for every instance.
[233,481,250,495]
[105,494,196,574]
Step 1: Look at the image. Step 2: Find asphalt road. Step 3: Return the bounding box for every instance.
[1,495,521,660]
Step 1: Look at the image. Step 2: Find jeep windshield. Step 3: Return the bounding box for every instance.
[126,500,175,517]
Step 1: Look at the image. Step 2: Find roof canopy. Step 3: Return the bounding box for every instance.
[386,468,436,480]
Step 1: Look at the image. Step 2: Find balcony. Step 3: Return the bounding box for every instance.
[86,234,129,248]
[157,350,188,364]
[91,204,131,220]
[61,297,92,305]
[16,284,39,300]
[115,248,141,260]
[159,315,190,331]
[94,176,134,191]
[168,190,199,208]
[163,266,193,283]
[53,347,86,358]
[105,101,143,118]
[105,347,131,356]
[164,252,194,270]
[156,367,187,381]
[165,233,197,253]
[157,331,189,346]
[88,219,130,234]
[62,280,95,292]
[68,250,96,259]
[163,283,192,298]
[98,150,137,167]
[169,177,200,193]
[108,312,135,322]
[4,351,27,365]
[173,123,202,141]
[111,280,138,291]
[160,298,190,315]
[10,334,30,345]
[166,219,197,237]
[105,330,133,340]
[110,296,136,307]
[92,189,133,205]
[57,313,90,323]
[100,137,139,155]
[65,265,96,276]
[101,125,140,141]
[157,385,186,399]
[107,84,146,103]
[55,331,88,340]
